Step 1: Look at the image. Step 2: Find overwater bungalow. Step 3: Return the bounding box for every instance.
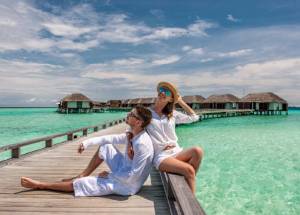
[239,92,288,115]
[138,97,156,107]
[121,99,130,108]
[203,94,240,109]
[106,100,122,108]
[127,98,141,108]
[92,101,106,112]
[182,95,206,109]
[58,93,93,114]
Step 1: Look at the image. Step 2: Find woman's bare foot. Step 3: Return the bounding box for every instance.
[21,177,43,189]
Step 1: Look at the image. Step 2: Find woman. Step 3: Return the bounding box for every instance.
[146,82,203,194]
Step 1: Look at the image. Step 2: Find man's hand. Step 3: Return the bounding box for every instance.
[163,144,176,151]
[98,171,110,178]
[78,143,85,154]
[126,132,134,160]
[127,145,134,160]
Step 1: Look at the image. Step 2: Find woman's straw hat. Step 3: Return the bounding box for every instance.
[157,81,179,103]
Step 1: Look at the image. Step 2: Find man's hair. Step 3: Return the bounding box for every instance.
[135,106,152,128]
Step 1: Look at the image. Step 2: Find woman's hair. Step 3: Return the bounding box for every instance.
[162,101,175,119]
[135,106,152,128]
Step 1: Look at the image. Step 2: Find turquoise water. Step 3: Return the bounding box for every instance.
[0,108,125,159]
[177,110,300,215]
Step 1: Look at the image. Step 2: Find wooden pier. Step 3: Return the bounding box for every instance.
[0,120,205,215]
[195,109,254,120]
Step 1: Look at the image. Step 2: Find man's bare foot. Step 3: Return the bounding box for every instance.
[21,177,43,189]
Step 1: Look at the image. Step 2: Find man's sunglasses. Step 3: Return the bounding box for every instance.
[159,87,172,97]
[127,111,141,120]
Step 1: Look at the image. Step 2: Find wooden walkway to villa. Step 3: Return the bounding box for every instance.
[0,124,170,215]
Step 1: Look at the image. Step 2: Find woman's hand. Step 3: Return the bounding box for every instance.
[177,95,183,104]
[98,171,110,178]
[176,94,196,115]
[77,143,85,154]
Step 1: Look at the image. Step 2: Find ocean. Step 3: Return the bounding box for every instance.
[0,107,299,214]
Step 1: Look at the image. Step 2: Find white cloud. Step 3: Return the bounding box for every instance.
[112,58,145,66]
[183,58,300,104]
[217,49,252,58]
[182,45,192,51]
[189,48,204,55]
[42,21,96,37]
[187,20,217,36]
[1,56,300,106]
[200,58,213,63]
[227,14,240,22]
[0,1,216,53]
[152,55,181,65]
[0,59,84,98]
[81,57,300,105]
[0,18,16,26]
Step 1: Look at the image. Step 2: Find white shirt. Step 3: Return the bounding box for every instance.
[82,131,153,195]
[146,109,199,158]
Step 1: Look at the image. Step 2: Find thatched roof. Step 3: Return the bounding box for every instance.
[107,100,122,105]
[138,97,156,104]
[204,94,240,103]
[183,95,205,104]
[92,101,106,106]
[128,98,141,105]
[61,93,92,102]
[240,92,287,103]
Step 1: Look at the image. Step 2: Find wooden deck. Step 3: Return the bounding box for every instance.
[0,123,170,215]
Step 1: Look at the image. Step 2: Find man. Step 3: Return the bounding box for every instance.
[21,106,153,197]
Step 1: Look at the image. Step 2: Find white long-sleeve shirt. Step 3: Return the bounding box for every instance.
[82,131,153,195]
[146,109,199,158]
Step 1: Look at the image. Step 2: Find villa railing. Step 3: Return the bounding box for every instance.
[0,118,126,163]
[160,172,206,215]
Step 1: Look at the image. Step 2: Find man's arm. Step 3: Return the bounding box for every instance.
[82,133,127,150]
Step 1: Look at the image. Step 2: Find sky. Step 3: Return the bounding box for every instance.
[0,0,300,106]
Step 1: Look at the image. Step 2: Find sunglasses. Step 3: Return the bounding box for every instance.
[159,87,172,97]
[127,111,141,120]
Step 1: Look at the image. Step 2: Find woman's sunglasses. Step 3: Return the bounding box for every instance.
[159,87,172,97]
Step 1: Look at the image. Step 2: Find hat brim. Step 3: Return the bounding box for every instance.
[157,82,179,103]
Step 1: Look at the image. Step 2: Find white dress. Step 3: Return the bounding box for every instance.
[73,131,153,196]
[146,109,199,169]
